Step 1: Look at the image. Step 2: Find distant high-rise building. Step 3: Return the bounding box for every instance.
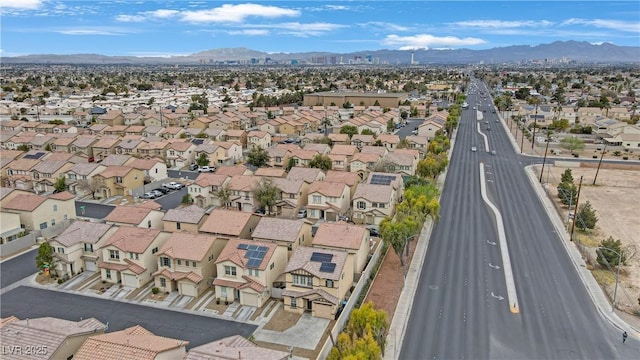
[411,52,414,65]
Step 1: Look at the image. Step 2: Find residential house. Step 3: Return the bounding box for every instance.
[188,173,232,208]
[325,170,361,199]
[288,148,319,168]
[287,167,325,183]
[93,165,144,198]
[166,141,197,169]
[115,137,144,156]
[252,217,313,258]
[328,133,349,145]
[31,160,73,193]
[4,157,40,190]
[51,135,76,153]
[65,162,106,195]
[1,192,75,231]
[417,118,445,140]
[352,182,397,226]
[226,175,262,212]
[162,205,207,233]
[282,246,353,319]
[0,211,23,244]
[254,167,287,178]
[73,325,188,360]
[212,238,287,307]
[98,227,170,287]
[266,147,290,168]
[225,129,247,148]
[91,136,120,160]
[306,181,351,221]
[350,134,375,149]
[247,131,272,149]
[97,110,125,126]
[127,157,168,182]
[376,134,401,151]
[104,205,164,229]
[0,317,106,360]
[185,335,290,360]
[211,141,243,165]
[49,221,117,277]
[199,208,260,240]
[153,232,224,297]
[70,136,98,158]
[349,152,381,176]
[385,150,418,176]
[312,221,369,274]
[404,135,429,155]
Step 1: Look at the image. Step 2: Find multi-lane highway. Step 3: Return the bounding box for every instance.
[400,80,637,359]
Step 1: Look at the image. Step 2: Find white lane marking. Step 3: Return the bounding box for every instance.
[489,263,501,270]
[480,162,520,314]
[491,292,505,301]
[486,240,497,245]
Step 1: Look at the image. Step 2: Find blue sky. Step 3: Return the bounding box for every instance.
[1,1,639,57]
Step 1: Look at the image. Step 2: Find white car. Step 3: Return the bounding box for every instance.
[198,166,215,172]
[411,129,418,135]
[471,146,477,152]
[163,181,184,190]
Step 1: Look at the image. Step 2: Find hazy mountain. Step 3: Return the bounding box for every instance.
[2,41,638,65]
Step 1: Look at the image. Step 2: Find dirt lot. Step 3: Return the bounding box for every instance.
[544,165,640,313]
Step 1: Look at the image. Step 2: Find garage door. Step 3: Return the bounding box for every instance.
[85,261,96,272]
[242,292,259,307]
[122,274,137,288]
[180,283,197,297]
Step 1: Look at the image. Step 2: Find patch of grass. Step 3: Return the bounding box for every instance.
[591,269,616,286]
[575,233,600,248]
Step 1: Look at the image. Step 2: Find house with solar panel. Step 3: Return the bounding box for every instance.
[351,172,404,226]
[212,238,287,307]
[282,246,353,319]
[312,222,370,275]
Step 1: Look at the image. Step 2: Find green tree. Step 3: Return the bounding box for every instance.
[339,125,358,138]
[17,144,30,151]
[561,169,574,184]
[44,143,52,151]
[246,146,269,167]
[596,237,627,267]
[253,178,279,215]
[309,154,333,171]
[48,119,64,125]
[320,116,332,136]
[196,153,209,167]
[285,158,297,171]
[54,177,66,193]
[557,181,577,207]
[181,194,193,204]
[216,185,231,209]
[379,217,418,269]
[576,200,597,230]
[386,119,395,133]
[360,128,375,136]
[417,153,448,179]
[35,242,56,276]
[560,137,585,153]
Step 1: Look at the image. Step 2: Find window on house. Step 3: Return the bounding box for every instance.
[53,204,58,212]
[39,222,48,229]
[224,265,237,276]
[84,243,93,252]
[109,250,120,260]
[105,269,111,279]
[326,279,334,288]
[270,263,274,270]
[161,257,171,267]
[152,247,158,254]
[290,297,297,308]
[160,277,166,287]
[357,201,366,209]
[193,261,197,268]
[177,259,182,265]
[51,219,56,226]
[147,220,151,228]
[57,247,64,254]
[312,195,321,204]
[292,274,313,288]
[115,176,122,184]
[176,222,181,230]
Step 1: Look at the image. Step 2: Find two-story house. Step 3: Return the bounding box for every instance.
[352,182,396,226]
[282,246,353,319]
[247,131,272,149]
[306,181,351,221]
[91,136,120,161]
[104,204,164,229]
[98,227,170,287]
[199,208,260,240]
[271,178,309,218]
[93,165,144,198]
[185,335,290,360]
[188,173,232,208]
[65,162,106,195]
[1,192,76,231]
[31,160,73,193]
[127,157,168,182]
[251,217,313,259]
[213,238,287,307]
[4,158,40,190]
[162,205,207,233]
[49,221,117,278]
[166,141,197,169]
[312,222,370,274]
[227,175,262,212]
[153,232,225,297]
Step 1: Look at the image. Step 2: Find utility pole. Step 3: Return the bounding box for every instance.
[593,145,607,185]
[519,119,524,154]
[539,138,551,183]
[569,176,583,243]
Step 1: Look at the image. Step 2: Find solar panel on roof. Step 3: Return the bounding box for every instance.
[257,246,268,253]
[370,174,395,186]
[311,252,333,263]
[246,258,261,268]
[319,262,336,273]
[248,245,259,251]
[237,244,249,250]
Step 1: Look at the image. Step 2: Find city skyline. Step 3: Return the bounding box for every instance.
[1,1,639,57]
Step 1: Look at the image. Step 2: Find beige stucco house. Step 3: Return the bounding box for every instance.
[251,217,313,259]
[306,181,351,221]
[1,191,76,231]
[162,205,207,233]
[312,221,370,274]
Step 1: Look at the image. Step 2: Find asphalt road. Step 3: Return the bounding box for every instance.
[0,286,256,349]
[76,201,115,219]
[400,80,638,359]
[0,248,38,288]
[396,119,423,139]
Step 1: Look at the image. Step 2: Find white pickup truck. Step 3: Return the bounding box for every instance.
[162,181,184,190]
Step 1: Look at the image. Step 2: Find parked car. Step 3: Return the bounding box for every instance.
[163,181,184,190]
[411,129,418,135]
[153,187,170,194]
[188,163,198,171]
[141,192,157,199]
[198,166,215,172]
[297,208,307,219]
[471,146,477,152]
[366,225,380,237]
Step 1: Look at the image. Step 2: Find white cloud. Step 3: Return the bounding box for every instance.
[245,22,345,37]
[181,3,299,23]
[562,18,640,33]
[149,9,179,18]
[115,14,145,22]
[227,29,269,36]
[325,5,349,11]
[116,9,179,22]
[56,27,131,36]
[2,0,42,10]
[450,20,554,28]
[358,22,410,32]
[382,34,486,50]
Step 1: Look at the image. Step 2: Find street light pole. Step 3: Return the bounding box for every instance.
[596,246,623,312]
[539,138,551,183]
[569,176,583,243]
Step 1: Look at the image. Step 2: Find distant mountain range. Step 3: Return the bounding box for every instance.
[2,41,639,65]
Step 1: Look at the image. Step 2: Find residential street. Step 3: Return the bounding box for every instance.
[0,248,38,288]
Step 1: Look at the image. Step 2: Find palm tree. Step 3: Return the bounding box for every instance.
[528,96,541,151]
[320,114,332,136]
